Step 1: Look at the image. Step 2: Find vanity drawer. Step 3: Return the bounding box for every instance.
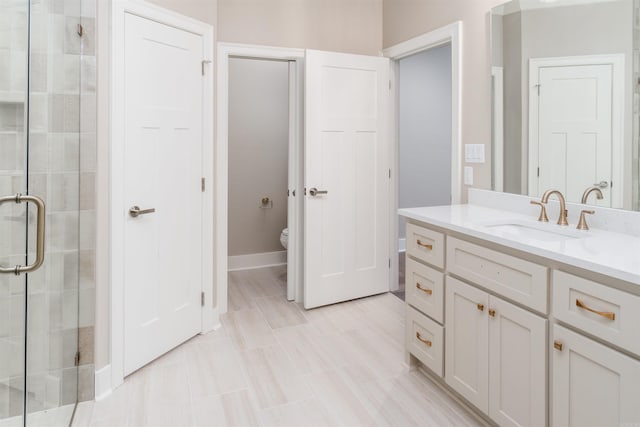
[406,222,445,269]
[446,237,548,313]
[406,258,444,323]
[406,305,444,377]
[552,271,640,356]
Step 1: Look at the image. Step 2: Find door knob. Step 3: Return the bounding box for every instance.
[129,206,156,218]
[309,188,328,197]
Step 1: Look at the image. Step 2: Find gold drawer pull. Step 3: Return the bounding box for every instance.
[554,341,563,351]
[477,303,484,312]
[416,283,433,295]
[416,332,432,347]
[576,299,616,321]
[416,240,433,250]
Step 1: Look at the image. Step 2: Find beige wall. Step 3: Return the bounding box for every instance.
[228,58,289,256]
[384,0,506,199]
[147,0,217,25]
[218,0,383,55]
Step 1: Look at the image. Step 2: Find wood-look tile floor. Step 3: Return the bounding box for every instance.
[72,265,480,427]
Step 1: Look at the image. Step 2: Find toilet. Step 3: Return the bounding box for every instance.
[280,228,289,249]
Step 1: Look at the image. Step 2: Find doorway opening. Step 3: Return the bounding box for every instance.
[216,44,305,313]
[383,22,463,300]
[395,44,453,300]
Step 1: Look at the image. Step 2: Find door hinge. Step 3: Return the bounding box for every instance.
[202,60,212,76]
[389,168,391,179]
[74,351,80,367]
[77,24,84,37]
[201,177,205,192]
[389,80,392,90]
[304,187,307,196]
[535,84,541,95]
[537,167,540,177]
[389,258,391,268]
[201,292,205,307]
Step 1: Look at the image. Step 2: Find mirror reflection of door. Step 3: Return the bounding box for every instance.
[529,55,624,208]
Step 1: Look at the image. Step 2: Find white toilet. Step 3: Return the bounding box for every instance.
[280,228,289,249]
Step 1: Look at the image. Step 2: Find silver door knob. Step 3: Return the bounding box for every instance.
[129,206,156,218]
[593,181,609,189]
[309,188,328,197]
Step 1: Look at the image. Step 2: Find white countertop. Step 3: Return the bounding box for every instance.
[399,204,640,288]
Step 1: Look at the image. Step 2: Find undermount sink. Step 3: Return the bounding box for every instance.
[475,219,587,242]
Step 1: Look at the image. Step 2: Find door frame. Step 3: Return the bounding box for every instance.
[382,21,463,291]
[528,54,625,207]
[215,43,305,313]
[110,0,214,390]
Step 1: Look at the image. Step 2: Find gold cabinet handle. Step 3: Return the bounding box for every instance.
[416,240,433,250]
[416,332,432,347]
[416,283,433,295]
[488,309,496,317]
[477,303,484,312]
[575,299,615,321]
[554,341,563,351]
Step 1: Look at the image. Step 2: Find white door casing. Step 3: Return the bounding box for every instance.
[529,55,624,207]
[304,49,390,309]
[111,0,214,388]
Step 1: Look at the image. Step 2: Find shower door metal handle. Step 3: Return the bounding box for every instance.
[0,194,46,276]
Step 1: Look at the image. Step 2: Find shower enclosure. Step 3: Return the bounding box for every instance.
[1,0,82,425]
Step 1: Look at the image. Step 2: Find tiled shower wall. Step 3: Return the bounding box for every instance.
[78,0,97,403]
[0,0,96,417]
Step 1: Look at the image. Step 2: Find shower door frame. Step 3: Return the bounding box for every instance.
[109,0,215,392]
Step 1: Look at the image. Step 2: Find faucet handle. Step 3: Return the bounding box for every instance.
[530,201,549,222]
[577,209,595,231]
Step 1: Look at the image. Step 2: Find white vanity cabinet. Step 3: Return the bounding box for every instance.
[551,324,640,427]
[401,206,640,427]
[445,277,547,427]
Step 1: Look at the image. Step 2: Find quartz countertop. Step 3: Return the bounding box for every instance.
[399,204,640,289]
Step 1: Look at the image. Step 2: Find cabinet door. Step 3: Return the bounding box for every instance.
[489,296,547,427]
[445,277,489,413]
[552,324,640,427]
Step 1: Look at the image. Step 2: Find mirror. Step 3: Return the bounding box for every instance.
[490,0,639,210]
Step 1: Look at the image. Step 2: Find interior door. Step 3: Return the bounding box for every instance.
[123,13,203,375]
[304,49,390,309]
[534,63,613,205]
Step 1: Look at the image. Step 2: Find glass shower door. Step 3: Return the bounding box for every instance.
[1,0,82,426]
[0,1,30,425]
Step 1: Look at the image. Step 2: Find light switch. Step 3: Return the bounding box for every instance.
[465,144,485,163]
[464,166,474,185]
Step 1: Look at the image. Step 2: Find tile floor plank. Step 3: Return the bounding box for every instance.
[73,265,480,427]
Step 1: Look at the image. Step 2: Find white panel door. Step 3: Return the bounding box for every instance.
[552,324,640,427]
[535,64,613,205]
[445,277,489,413]
[123,13,203,375]
[304,50,389,309]
[488,296,547,427]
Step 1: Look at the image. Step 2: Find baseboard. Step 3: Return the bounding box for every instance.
[228,250,286,271]
[94,365,112,401]
[399,238,406,252]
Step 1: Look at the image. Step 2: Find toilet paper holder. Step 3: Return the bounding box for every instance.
[260,197,273,209]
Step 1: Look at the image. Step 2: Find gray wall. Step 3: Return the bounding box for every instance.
[503,12,522,194]
[228,58,289,256]
[398,44,452,238]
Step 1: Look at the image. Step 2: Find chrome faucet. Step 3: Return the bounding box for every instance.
[541,190,569,226]
[581,186,604,204]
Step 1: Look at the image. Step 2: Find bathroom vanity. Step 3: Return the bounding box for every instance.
[400,189,640,427]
